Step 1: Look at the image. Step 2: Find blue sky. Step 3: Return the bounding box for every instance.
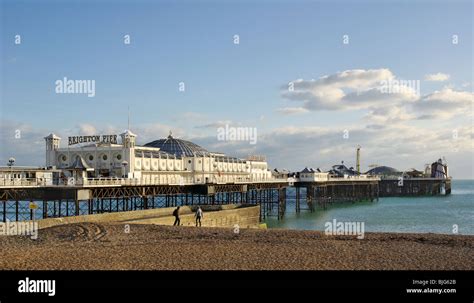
[1,0,473,177]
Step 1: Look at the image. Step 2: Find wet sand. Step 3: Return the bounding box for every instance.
[0,223,473,270]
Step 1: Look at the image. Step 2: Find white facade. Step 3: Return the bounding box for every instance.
[299,170,329,182]
[44,131,273,185]
[0,167,58,186]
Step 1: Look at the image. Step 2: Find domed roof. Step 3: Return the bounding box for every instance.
[328,163,359,176]
[143,133,210,157]
[366,166,399,175]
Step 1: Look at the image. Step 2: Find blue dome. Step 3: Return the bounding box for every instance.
[144,134,209,157]
[366,166,399,175]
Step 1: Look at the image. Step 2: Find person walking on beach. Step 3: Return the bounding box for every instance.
[173,206,181,226]
[195,206,203,227]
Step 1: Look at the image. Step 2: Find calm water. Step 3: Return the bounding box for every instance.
[266,180,474,235]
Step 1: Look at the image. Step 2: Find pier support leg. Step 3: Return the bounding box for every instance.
[29,200,34,220]
[296,187,300,213]
[306,186,314,212]
[2,200,5,222]
[2,201,7,222]
[75,199,79,216]
[278,187,286,220]
[211,194,215,205]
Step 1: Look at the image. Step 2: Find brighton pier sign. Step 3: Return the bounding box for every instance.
[68,135,118,146]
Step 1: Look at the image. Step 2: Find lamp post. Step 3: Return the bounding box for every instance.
[121,160,128,178]
[7,157,15,182]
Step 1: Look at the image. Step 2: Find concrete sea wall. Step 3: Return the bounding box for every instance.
[31,204,260,229]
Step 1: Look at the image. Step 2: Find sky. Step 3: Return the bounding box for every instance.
[1,0,473,178]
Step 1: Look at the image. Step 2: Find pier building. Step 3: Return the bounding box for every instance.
[45,130,272,185]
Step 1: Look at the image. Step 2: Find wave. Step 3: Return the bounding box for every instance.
[451,189,474,195]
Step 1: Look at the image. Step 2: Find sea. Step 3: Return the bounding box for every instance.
[265,179,474,235]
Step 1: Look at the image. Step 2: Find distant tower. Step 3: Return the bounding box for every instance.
[44,133,61,167]
[356,145,361,173]
[424,163,431,176]
[120,130,137,178]
[120,130,136,148]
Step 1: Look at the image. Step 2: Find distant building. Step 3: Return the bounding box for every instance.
[0,166,61,186]
[272,168,290,179]
[404,169,425,178]
[365,166,401,179]
[365,159,449,179]
[431,158,449,179]
[327,163,359,178]
[299,167,329,182]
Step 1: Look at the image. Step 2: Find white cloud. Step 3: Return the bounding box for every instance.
[413,88,473,120]
[0,120,46,167]
[342,85,418,108]
[78,123,97,135]
[172,112,207,123]
[364,106,416,124]
[1,118,473,178]
[281,69,472,123]
[133,123,185,144]
[277,107,309,115]
[281,69,417,111]
[290,69,394,90]
[425,73,450,82]
[194,122,472,178]
[194,120,233,129]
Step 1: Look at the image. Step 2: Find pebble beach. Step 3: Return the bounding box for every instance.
[0,223,473,270]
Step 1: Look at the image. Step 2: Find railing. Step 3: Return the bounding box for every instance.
[0,175,292,188]
[327,175,380,181]
[246,155,266,161]
[0,178,49,187]
[83,178,197,186]
[83,176,283,186]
